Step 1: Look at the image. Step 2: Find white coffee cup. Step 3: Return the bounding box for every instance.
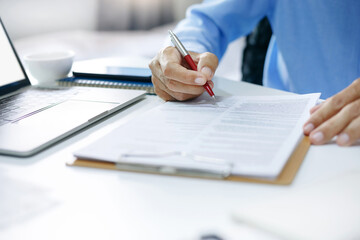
[23,50,75,84]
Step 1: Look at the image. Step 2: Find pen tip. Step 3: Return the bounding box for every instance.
[212,95,216,100]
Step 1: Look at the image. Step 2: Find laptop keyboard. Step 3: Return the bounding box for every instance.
[0,88,80,125]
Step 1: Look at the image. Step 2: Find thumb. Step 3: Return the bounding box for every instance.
[195,52,219,80]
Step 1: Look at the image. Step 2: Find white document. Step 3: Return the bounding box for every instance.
[74,93,319,178]
[232,172,360,240]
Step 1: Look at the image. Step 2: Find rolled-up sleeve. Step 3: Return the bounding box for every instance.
[173,0,271,60]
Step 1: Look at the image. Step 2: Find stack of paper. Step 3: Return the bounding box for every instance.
[74,93,319,179]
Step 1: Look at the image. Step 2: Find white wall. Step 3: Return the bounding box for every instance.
[172,0,202,21]
[0,0,98,39]
[0,0,200,39]
[98,0,174,31]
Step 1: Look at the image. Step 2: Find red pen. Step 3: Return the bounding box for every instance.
[169,30,216,99]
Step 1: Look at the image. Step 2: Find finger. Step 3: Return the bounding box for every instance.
[165,79,214,97]
[149,56,163,81]
[151,56,205,96]
[309,102,323,114]
[155,87,175,102]
[208,80,214,89]
[152,73,199,101]
[337,115,360,146]
[304,78,360,135]
[151,75,175,101]
[155,46,182,65]
[159,47,207,86]
[164,78,205,95]
[195,52,219,80]
[309,99,360,144]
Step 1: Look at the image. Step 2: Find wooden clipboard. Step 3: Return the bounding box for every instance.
[67,137,310,185]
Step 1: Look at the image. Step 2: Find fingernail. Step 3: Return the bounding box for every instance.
[201,67,213,79]
[195,77,206,84]
[209,81,214,88]
[337,133,349,145]
[310,131,324,144]
[304,123,314,134]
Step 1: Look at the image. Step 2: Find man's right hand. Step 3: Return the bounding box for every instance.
[149,46,218,101]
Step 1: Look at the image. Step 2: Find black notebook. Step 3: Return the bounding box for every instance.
[58,77,154,94]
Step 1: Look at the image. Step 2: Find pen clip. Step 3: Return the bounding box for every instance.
[168,30,189,57]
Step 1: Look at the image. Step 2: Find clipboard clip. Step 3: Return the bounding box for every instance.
[116,151,233,179]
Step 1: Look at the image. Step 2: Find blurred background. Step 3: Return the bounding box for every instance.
[0,0,246,81]
[0,0,199,38]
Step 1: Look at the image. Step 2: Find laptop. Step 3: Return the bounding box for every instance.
[0,19,146,157]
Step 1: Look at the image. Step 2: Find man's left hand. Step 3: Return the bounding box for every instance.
[303,78,360,146]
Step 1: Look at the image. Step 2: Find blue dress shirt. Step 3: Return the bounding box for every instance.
[173,0,360,99]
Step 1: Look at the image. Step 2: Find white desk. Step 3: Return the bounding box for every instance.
[1,78,359,240]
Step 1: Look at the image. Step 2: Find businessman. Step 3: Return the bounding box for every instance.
[149,0,360,146]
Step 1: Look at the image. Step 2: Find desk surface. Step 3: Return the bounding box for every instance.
[1,78,359,240]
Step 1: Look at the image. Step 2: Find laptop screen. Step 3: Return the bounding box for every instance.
[0,19,29,96]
